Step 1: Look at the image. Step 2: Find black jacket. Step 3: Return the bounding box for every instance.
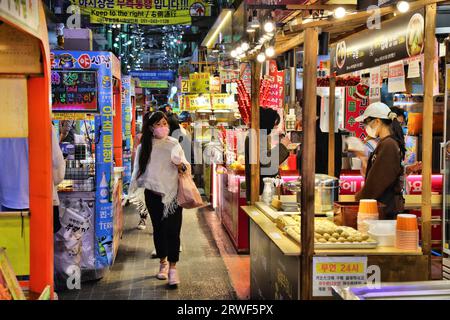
[245,134,290,203]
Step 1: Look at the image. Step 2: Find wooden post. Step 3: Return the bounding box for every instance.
[421,3,436,276]
[328,76,336,176]
[250,60,261,204]
[300,27,319,300]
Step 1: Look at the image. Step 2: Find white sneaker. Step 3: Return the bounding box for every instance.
[137,217,146,230]
[168,268,180,286]
[157,262,169,280]
[151,249,157,258]
[179,245,183,252]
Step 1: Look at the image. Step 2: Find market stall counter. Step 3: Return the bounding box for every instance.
[242,194,438,300]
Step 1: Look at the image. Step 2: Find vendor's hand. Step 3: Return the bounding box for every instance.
[280,135,291,147]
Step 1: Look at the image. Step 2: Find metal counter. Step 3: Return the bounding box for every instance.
[333,280,450,300]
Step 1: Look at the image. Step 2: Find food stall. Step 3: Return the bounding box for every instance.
[51,50,124,282]
[241,0,444,300]
[0,0,54,299]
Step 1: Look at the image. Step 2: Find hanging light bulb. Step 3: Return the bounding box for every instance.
[241,42,250,51]
[236,47,244,55]
[264,21,275,33]
[250,10,260,29]
[230,50,237,58]
[334,7,346,19]
[257,52,266,63]
[397,1,410,13]
[265,46,275,57]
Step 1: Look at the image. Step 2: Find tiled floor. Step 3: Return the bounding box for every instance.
[58,204,243,300]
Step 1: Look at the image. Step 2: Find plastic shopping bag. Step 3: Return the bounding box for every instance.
[177,165,203,209]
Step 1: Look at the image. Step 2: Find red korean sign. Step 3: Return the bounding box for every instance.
[344,87,369,140]
[261,61,285,109]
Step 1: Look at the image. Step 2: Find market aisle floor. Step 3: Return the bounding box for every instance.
[58,204,249,300]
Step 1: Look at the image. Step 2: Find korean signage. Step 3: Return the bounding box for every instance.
[313,257,368,297]
[369,67,381,102]
[71,0,210,25]
[52,51,115,269]
[130,70,174,81]
[183,93,235,110]
[189,72,210,93]
[331,9,425,75]
[388,61,406,93]
[122,76,132,187]
[181,79,190,93]
[261,61,285,109]
[137,80,168,88]
[0,0,39,33]
[345,87,369,140]
[51,70,99,113]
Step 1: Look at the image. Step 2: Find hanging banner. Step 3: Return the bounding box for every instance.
[71,0,210,25]
[240,63,252,96]
[261,61,285,109]
[369,67,381,103]
[345,87,369,140]
[121,76,132,189]
[331,9,425,75]
[313,256,368,297]
[189,72,210,93]
[388,61,407,93]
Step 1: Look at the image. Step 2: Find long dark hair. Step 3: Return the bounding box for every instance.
[138,111,168,178]
[367,116,406,159]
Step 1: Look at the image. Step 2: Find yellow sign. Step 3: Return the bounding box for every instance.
[72,0,210,25]
[181,79,190,93]
[210,76,221,93]
[187,94,211,110]
[189,73,210,93]
[211,94,234,109]
[315,262,365,274]
[53,113,95,121]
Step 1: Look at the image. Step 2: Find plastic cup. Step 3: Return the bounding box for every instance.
[358,199,379,215]
[396,214,418,231]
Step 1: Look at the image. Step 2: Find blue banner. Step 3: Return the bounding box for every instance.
[121,76,132,190]
[52,50,115,269]
[130,70,175,81]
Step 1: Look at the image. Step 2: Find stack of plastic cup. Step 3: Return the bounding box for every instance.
[395,214,419,250]
[357,199,379,234]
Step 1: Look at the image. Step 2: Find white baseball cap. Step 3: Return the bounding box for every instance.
[355,102,392,122]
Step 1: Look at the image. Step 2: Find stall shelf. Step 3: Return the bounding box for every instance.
[51,50,124,281]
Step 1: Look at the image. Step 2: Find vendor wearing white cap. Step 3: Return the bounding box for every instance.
[354,102,406,219]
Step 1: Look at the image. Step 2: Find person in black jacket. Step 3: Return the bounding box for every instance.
[245,107,290,203]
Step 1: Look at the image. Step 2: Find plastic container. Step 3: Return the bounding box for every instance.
[367,220,396,247]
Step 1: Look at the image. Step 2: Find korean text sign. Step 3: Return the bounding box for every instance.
[313,256,368,297]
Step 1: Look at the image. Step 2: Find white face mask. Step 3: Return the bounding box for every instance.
[365,122,379,138]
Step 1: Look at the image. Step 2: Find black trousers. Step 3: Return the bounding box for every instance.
[144,189,182,263]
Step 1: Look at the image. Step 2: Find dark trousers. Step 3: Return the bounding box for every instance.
[144,189,182,263]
